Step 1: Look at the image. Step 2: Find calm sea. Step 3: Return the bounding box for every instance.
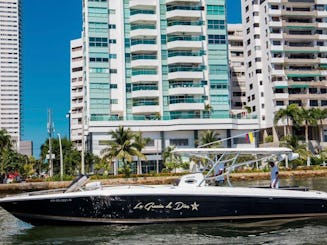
[1,177,327,245]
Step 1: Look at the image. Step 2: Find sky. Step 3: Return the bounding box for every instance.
[22,0,241,157]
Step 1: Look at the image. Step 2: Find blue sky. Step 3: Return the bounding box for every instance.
[22,0,241,157]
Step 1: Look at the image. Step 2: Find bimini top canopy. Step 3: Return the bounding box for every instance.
[172,147,292,156]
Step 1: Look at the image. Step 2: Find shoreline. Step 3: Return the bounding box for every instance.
[0,169,327,193]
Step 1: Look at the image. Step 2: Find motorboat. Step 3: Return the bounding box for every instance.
[0,147,326,225]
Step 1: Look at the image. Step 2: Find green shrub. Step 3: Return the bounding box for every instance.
[264,135,273,143]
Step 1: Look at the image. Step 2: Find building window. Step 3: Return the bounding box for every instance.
[208,20,225,30]
[208,35,226,44]
[209,65,227,75]
[310,100,318,107]
[207,5,225,15]
[170,139,189,146]
[89,57,109,62]
[89,37,108,47]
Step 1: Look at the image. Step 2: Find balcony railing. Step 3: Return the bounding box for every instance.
[168,50,204,57]
[168,66,204,73]
[131,39,156,46]
[131,24,156,30]
[133,100,159,106]
[132,85,158,91]
[166,5,203,11]
[167,35,204,42]
[167,20,204,27]
[132,69,157,76]
[130,9,155,15]
[169,83,203,88]
[132,54,157,60]
[169,98,204,104]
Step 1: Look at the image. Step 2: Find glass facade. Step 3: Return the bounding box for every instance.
[83,0,230,122]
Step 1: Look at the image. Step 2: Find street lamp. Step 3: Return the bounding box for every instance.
[58,133,64,181]
[66,111,71,141]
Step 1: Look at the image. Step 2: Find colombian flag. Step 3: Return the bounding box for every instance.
[246,132,254,143]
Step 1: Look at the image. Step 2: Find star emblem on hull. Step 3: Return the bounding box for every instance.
[190,202,199,211]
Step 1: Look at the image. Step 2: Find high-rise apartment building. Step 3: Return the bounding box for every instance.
[241,0,327,138]
[0,0,22,147]
[70,38,84,150]
[71,0,258,171]
[228,24,247,115]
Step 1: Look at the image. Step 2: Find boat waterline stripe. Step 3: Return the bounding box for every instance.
[13,212,327,224]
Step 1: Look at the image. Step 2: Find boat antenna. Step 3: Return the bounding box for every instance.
[197,129,260,148]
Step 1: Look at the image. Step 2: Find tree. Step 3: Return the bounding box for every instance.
[274,104,302,136]
[100,126,143,177]
[162,145,183,173]
[40,137,84,176]
[0,129,13,174]
[299,108,317,152]
[279,135,311,168]
[134,131,151,174]
[198,130,221,148]
[310,108,327,149]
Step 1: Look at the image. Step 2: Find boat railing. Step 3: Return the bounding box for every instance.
[172,147,297,188]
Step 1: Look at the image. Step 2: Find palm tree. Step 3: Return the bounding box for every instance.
[279,135,311,168]
[162,145,182,173]
[274,104,302,136]
[299,108,317,152]
[0,129,12,150]
[0,129,13,174]
[310,108,327,148]
[134,131,151,174]
[198,130,221,148]
[100,126,143,177]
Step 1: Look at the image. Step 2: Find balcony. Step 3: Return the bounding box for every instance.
[130,39,157,53]
[166,5,202,20]
[284,45,319,52]
[167,35,203,50]
[166,20,203,34]
[130,11,156,24]
[131,85,159,98]
[282,20,316,28]
[168,66,204,80]
[166,0,200,3]
[131,54,158,68]
[281,10,316,17]
[129,0,156,8]
[168,85,204,96]
[130,24,157,38]
[131,69,158,83]
[132,100,160,114]
[283,33,319,40]
[285,69,321,76]
[284,57,319,64]
[169,97,204,111]
[167,50,203,64]
[273,93,289,100]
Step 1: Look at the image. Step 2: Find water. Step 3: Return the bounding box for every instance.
[1,178,327,245]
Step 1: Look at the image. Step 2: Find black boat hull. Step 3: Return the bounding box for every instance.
[1,194,327,225]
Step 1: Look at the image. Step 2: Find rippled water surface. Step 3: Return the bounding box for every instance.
[0,177,327,245]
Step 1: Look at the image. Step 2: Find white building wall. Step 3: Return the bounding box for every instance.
[0,0,21,147]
